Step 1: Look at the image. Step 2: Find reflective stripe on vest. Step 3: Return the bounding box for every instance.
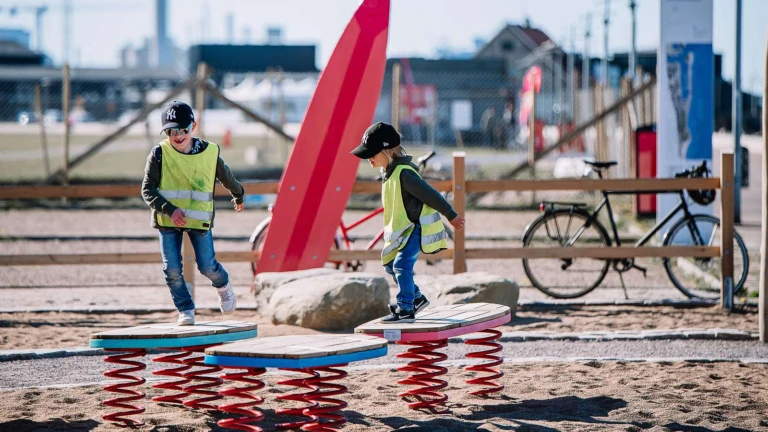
[158,190,214,202]
[381,164,448,265]
[156,139,219,231]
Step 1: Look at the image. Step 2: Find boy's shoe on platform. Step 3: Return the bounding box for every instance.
[382,306,415,324]
[217,282,237,314]
[178,309,195,326]
[414,295,430,315]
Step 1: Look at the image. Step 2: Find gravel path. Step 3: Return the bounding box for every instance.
[2,340,767,390]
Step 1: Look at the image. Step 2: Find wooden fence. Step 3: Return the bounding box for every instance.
[0,153,735,308]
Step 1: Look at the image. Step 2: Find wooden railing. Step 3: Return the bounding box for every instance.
[0,153,735,308]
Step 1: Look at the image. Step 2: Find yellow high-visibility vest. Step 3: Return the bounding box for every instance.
[381,164,448,264]
[156,139,219,231]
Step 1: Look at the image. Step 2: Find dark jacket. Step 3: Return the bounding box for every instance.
[141,138,244,230]
[381,156,458,223]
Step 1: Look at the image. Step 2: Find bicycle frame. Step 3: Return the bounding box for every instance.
[337,207,385,251]
[572,189,706,253]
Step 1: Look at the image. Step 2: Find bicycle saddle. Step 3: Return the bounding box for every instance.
[583,160,617,170]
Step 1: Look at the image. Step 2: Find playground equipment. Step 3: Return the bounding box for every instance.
[204,334,387,431]
[355,302,511,413]
[89,321,258,427]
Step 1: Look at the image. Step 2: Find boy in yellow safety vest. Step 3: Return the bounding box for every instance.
[351,122,465,323]
[141,101,244,326]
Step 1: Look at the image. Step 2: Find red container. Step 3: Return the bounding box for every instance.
[635,126,657,216]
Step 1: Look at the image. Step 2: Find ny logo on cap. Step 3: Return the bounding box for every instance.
[167,109,176,120]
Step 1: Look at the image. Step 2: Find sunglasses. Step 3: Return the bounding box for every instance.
[163,122,193,137]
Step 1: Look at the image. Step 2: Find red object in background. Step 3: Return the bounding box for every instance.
[523,65,542,94]
[222,129,232,148]
[533,120,545,152]
[557,123,585,153]
[635,126,657,216]
[400,84,436,125]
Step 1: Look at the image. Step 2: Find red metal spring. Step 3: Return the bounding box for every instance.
[102,348,147,427]
[464,329,504,396]
[217,366,267,432]
[396,339,450,414]
[301,365,349,432]
[151,350,192,404]
[275,368,319,430]
[181,345,224,410]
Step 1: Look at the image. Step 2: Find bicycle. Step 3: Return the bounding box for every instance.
[249,151,455,275]
[521,160,748,300]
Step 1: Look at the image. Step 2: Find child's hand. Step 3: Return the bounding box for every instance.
[234,202,244,212]
[171,209,186,227]
[450,215,465,231]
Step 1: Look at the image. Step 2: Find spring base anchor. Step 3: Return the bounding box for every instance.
[102,348,147,427]
[276,365,349,431]
[464,329,504,396]
[396,339,449,414]
[217,366,267,432]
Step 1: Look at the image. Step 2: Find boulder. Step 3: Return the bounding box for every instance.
[268,272,390,331]
[252,268,340,309]
[414,272,519,316]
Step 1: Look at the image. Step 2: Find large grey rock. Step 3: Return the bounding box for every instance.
[268,273,390,331]
[252,268,340,309]
[414,272,519,316]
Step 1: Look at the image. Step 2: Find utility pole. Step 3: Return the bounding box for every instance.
[629,0,637,81]
[734,0,743,224]
[63,0,71,65]
[603,0,610,85]
[583,13,592,92]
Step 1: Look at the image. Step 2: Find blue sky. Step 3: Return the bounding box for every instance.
[0,0,765,94]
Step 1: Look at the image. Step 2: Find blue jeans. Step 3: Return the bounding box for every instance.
[385,225,423,312]
[158,228,229,312]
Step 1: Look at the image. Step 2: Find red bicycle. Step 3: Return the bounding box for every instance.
[249,151,454,275]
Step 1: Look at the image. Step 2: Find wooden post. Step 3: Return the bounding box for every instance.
[277,67,286,127]
[34,84,51,177]
[142,83,152,152]
[61,63,71,185]
[720,152,734,310]
[392,62,401,130]
[760,28,768,343]
[195,62,209,138]
[636,67,646,126]
[452,152,467,274]
[185,62,209,295]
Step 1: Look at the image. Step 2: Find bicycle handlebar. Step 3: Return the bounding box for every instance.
[674,160,710,179]
[416,151,436,169]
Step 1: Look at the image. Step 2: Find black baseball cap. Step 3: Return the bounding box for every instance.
[161,101,195,132]
[351,122,401,159]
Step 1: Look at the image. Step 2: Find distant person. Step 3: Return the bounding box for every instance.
[503,99,517,149]
[350,122,465,323]
[141,101,244,326]
[481,107,499,148]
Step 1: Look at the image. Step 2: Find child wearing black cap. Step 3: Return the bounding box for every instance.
[141,101,244,326]
[351,122,465,323]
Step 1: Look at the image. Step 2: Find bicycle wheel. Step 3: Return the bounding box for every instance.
[663,215,749,300]
[250,218,342,275]
[522,209,611,299]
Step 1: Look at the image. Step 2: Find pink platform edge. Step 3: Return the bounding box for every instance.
[367,313,512,342]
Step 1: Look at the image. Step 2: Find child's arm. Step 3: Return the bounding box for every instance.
[400,170,458,220]
[216,156,245,211]
[141,147,179,217]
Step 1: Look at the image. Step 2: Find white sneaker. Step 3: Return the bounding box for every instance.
[217,282,237,314]
[177,309,195,326]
